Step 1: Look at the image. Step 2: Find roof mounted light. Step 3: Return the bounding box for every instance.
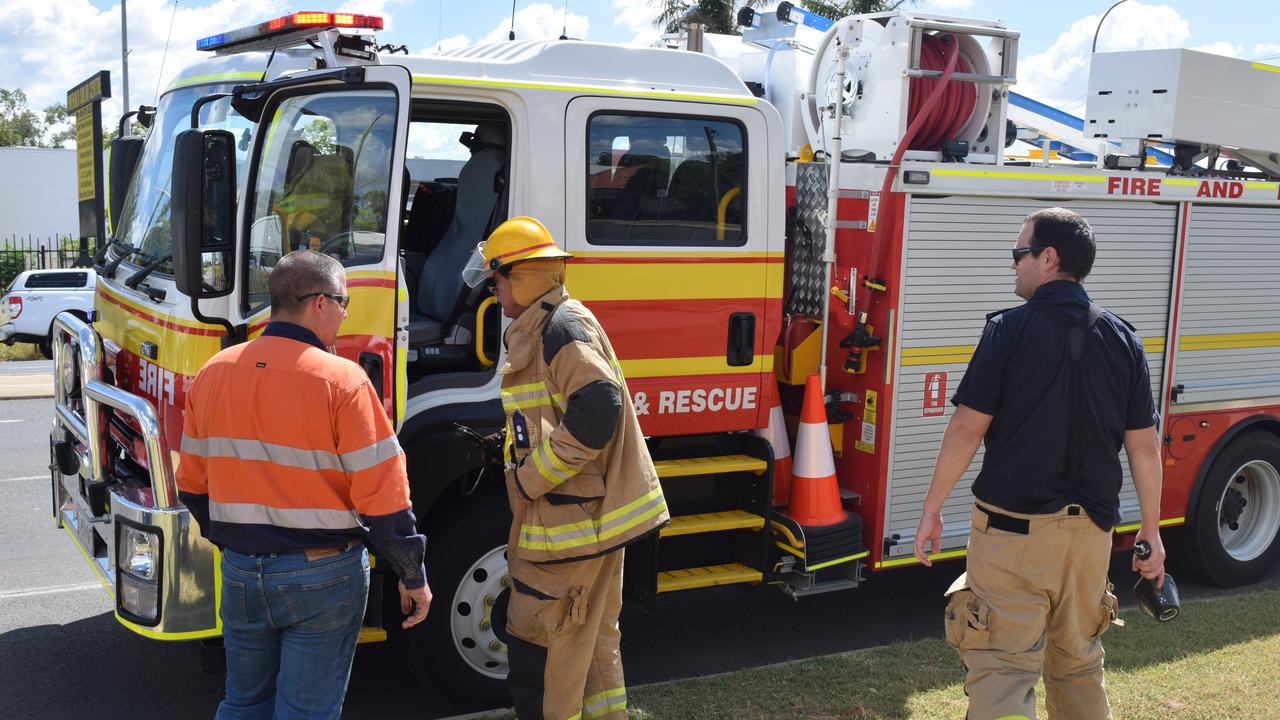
[197,11,383,52]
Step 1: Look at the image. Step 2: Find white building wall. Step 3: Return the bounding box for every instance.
[0,147,78,245]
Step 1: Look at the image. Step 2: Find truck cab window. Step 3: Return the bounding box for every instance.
[586,113,745,246]
[110,87,254,276]
[245,89,397,310]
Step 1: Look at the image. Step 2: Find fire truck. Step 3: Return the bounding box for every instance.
[48,4,1280,701]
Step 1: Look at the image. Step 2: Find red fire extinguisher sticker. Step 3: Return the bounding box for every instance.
[922,372,947,417]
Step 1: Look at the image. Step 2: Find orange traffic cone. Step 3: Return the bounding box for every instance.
[753,402,792,507]
[787,374,848,527]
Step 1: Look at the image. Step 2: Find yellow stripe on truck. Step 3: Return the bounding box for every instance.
[569,262,783,302]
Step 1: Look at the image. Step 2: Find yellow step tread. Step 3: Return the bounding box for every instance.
[660,510,766,537]
[653,454,767,478]
[357,626,387,644]
[657,563,763,593]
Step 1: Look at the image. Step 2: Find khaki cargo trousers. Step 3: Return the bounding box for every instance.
[945,502,1122,720]
[506,550,626,720]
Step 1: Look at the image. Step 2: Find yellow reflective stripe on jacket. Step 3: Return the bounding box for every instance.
[519,487,666,552]
[530,439,574,486]
[583,687,627,719]
[501,381,566,412]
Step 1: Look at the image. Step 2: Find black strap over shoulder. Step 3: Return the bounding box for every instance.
[1041,302,1101,501]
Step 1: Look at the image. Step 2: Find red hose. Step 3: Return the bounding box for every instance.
[851,34,964,340]
[908,34,974,150]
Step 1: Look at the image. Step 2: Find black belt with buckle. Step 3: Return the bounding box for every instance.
[977,504,1030,535]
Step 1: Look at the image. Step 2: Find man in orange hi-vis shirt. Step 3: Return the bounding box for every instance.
[177,250,430,720]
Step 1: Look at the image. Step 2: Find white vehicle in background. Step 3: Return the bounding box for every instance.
[1,268,96,358]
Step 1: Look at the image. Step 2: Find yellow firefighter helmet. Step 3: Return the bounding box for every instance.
[462,216,572,287]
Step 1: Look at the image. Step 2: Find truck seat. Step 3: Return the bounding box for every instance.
[407,122,506,348]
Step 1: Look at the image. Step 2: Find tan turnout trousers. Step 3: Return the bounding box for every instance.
[944,502,1122,720]
[505,550,626,720]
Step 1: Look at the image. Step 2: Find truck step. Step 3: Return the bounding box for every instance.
[657,563,763,593]
[357,626,387,644]
[654,454,767,478]
[660,509,765,538]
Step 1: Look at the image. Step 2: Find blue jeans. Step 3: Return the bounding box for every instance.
[216,545,369,720]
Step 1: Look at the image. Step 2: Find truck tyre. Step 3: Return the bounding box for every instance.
[407,489,512,704]
[1184,431,1280,586]
[38,335,53,359]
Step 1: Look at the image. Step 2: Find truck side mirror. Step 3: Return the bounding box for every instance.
[172,129,236,298]
[108,136,145,235]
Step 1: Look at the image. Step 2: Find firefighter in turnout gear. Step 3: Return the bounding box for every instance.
[463,217,669,720]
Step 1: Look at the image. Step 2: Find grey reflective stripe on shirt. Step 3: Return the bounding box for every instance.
[210,501,364,530]
[182,434,402,474]
[182,434,343,471]
[339,435,404,473]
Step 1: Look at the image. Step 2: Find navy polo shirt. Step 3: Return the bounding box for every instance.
[951,280,1158,530]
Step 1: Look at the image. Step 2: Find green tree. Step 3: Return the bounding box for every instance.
[0,88,47,147]
[41,102,77,147]
[651,0,908,35]
[800,0,909,20]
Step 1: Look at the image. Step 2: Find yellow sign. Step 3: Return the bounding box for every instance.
[76,107,96,202]
[855,389,877,454]
[67,71,110,112]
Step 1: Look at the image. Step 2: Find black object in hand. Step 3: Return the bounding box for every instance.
[1133,540,1180,622]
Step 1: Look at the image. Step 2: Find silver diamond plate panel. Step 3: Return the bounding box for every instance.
[787,162,829,319]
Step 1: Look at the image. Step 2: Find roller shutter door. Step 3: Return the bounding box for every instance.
[883,196,1176,558]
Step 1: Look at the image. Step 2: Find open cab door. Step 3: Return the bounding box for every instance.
[231,64,413,424]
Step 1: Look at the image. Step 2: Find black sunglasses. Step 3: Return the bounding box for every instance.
[1011,246,1046,263]
[299,292,350,310]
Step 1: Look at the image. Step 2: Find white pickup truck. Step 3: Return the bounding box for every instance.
[1,268,96,358]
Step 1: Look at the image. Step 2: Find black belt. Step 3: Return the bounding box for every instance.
[977,504,1081,535]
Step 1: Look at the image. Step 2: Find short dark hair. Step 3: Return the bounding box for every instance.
[1025,207,1096,281]
[268,250,344,316]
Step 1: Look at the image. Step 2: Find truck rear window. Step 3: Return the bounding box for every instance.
[24,272,89,289]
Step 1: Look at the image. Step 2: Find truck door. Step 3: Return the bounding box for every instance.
[235,66,411,423]
[563,97,781,436]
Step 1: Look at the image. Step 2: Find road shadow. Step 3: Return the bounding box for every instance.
[0,611,470,720]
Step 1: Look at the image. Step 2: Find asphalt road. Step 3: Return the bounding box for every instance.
[0,359,52,375]
[2,395,1278,719]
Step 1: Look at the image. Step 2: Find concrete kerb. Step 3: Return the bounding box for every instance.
[0,374,54,400]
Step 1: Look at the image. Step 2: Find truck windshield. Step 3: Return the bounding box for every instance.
[109,84,255,275]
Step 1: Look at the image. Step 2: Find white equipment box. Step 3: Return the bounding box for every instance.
[1085,49,1280,155]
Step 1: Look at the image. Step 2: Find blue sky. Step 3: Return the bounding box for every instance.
[4,1,1279,131]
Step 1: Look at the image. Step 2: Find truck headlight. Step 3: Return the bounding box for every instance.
[120,526,156,579]
[116,522,162,624]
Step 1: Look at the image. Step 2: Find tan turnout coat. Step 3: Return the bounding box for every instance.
[500,285,668,563]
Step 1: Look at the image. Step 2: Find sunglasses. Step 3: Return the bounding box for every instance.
[1011,246,1045,263]
[299,292,350,310]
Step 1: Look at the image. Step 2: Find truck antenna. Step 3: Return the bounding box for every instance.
[509,0,517,40]
[153,0,179,104]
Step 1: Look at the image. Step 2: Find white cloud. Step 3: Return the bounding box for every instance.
[1190,41,1241,58]
[1252,43,1280,61]
[927,0,975,10]
[1016,2,1189,111]
[0,0,310,134]
[475,3,590,46]
[612,0,663,47]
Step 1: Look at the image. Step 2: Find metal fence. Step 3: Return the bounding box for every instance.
[1,234,87,289]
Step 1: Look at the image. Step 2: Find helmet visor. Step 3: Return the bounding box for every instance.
[461,243,495,288]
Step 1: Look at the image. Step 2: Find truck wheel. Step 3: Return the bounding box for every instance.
[408,490,512,704]
[1184,431,1280,586]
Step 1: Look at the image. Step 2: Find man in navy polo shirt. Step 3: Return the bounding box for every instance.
[912,207,1167,719]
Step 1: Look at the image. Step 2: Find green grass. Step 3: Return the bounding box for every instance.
[0,342,42,361]
[480,589,1280,719]
[623,589,1280,719]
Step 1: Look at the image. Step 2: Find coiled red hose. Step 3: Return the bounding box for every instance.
[907,33,974,150]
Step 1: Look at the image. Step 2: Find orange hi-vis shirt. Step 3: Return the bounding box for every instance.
[176,322,426,588]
